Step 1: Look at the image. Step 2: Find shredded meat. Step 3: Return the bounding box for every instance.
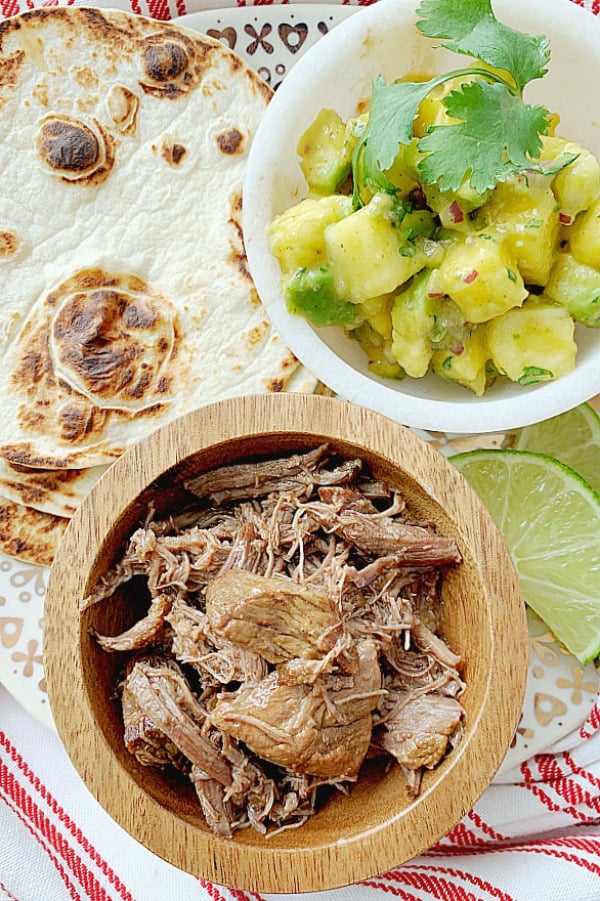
[375,691,464,785]
[89,445,465,836]
[93,593,173,652]
[206,569,344,663]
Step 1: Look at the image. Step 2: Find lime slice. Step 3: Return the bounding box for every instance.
[451,449,600,665]
[512,402,600,495]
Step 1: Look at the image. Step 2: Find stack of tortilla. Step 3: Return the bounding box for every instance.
[0,7,315,566]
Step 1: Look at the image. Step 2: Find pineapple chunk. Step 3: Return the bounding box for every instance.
[426,233,527,323]
[544,253,600,327]
[355,294,395,340]
[431,326,489,396]
[324,193,428,302]
[382,151,420,199]
[390,271,435,378]
[486,300,577,385]
[297,109,356,195]
[481,172,559,285]
[268,194,352,273]
[569,197,600,270]
[413,82,456,137]
[541,135,600,218]
[425,180,491,232]
[350,321,404,379]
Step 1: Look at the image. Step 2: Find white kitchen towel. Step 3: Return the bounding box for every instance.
[1,684,598,901]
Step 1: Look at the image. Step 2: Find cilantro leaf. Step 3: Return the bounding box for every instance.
[416,0,549,92]
[417,81,551,193]
[355,76,434,186]
[350,0,558,201]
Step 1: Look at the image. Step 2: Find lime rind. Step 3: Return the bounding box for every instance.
[512,402,600,496]
[451,447,600,665]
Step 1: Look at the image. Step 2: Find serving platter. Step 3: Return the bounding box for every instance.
[0,1,598,774]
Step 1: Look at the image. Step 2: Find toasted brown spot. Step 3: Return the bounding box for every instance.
[0,498,67,567]
[39,117,99,171]
[227,191,252,281]
[0,462,85,516]
[47,270,178,410]
[138,30,216,99]
[72,65,98,90]
[244,324,267,350]
[106,84,138,134]
[59,403,97,442]
[0,444,94,469]
[0,231,18,257]
[160,137,187,166]
[216,128,244,155]
[36,115,115,185]
[0,49,25,96]
[144,39,188,82]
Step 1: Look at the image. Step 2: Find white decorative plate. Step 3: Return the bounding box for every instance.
[0,2,597,773]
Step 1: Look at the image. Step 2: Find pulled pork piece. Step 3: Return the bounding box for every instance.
[377,691,464,784]
[411,618,463,670]
[209,639,381,779]
[205,569,344,664]
[122,657,232,786]
[121,673,187,770]
[167,597,268,686]
[94,593,173,652]
[184,444,362,505]
[190,771,235,837]
[319,509,461,566]
[166,597,210,664]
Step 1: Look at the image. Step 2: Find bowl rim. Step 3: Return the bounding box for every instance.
[43,393,528,892]
[242,0,600,435]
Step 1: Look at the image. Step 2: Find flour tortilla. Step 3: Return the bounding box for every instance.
[0,459,108,518]
[0,8,314,473]
[0,497,67,567]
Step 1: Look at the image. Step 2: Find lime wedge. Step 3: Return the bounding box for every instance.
[512,402,600,495]
[451,449,600,665]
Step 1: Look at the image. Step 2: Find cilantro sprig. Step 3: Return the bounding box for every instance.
[352,0,570,204]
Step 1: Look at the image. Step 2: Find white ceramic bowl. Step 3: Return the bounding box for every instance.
[243,0,600,434]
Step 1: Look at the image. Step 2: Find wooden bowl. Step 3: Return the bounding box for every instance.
[44,393,528,893]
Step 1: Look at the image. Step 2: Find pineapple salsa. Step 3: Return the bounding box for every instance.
[266,2,600,396]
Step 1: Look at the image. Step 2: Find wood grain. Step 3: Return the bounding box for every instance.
[43,393,528,893]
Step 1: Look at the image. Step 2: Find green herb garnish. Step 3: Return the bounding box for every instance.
[517,365,554,385]
[352,0,576,204]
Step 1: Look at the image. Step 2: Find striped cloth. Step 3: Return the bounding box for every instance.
[1,685,599,900]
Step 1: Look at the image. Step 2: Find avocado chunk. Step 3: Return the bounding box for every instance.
[284,266,361,328]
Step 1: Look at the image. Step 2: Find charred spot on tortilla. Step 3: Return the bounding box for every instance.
[106,84,138,134]
[59,402,98,443]
[0,496,67,567]
[216,128,245,155]
[7,268,182,459]
[227,192,253,281]
[138,31,213,98]
[36,115,115,185]
[0,231,18,257]
[0,442,96,470]
[0,458,108,518]
[158,136,187,166]
[48,271,179,408]
[0,49,26,91]
[144,39,188,82]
